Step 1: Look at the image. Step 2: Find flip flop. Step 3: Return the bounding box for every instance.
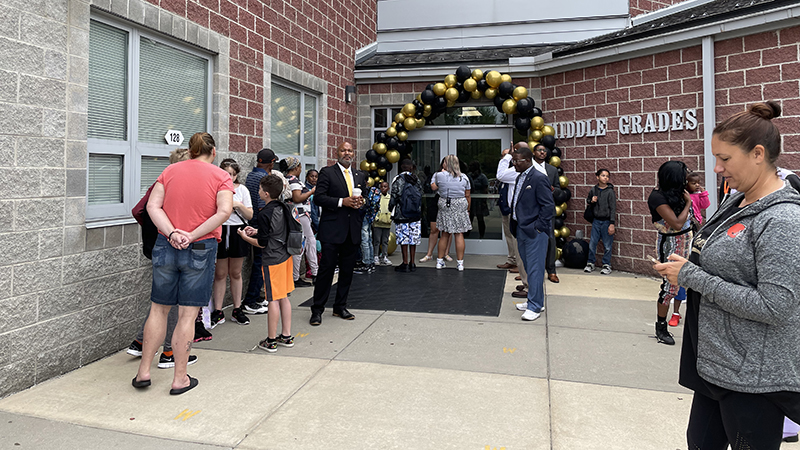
[132,377,151,389]
[169,375,198,396]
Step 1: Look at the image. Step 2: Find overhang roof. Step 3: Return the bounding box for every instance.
[355,45,559,70]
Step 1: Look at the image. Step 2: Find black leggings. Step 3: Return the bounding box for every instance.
[687,391,784,450]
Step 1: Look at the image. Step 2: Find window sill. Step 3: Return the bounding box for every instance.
[85,217,138,229]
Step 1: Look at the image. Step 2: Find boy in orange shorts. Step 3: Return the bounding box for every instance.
[238,175,295,352]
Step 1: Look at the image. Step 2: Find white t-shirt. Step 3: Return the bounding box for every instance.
[223,183,252,226]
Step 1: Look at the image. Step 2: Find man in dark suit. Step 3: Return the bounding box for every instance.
[533,144,561,284]
[309,142,367,326]
[510,147,555,321]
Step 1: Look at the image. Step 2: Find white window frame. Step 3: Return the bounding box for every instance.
[86,14,213,224]
[270,79,319,171]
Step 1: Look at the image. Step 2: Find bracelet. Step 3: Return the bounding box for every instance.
[168,230,176,241]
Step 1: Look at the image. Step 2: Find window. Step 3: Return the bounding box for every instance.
[270,81,318,172]
[86,16,212,223]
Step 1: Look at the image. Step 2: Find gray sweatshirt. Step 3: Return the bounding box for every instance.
[678,182,800,393]
[586,184,616,224]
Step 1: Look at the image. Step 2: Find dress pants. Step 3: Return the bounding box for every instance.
[311,231,359,315]
[516,228,548,313]
[501,214,517,265]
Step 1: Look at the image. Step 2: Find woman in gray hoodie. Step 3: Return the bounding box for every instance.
[656,101,800,449]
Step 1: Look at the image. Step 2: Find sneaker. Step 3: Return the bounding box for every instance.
[258,338,278,353]
[382,256,393,266]
[193,322,212,342]
[368,264,376,273]
[394,263,409,272]
[210,310,225,329]
[515,302,528,311]
[374,256,380,266]
[521,310,541,321]
[243,303,268,315]
[353,263,367,274]
[668,313,681,327]
[294,278,313,288]
[276,334,295,348]
[157,353,198,369]
[231,307,250,325]
[126,340,143,357]
[600,264,612,275]
[418,255,432,263]
[584,263,595,273]
[436,260,446,269]
[655,321,675,345]
[457,261,464,272]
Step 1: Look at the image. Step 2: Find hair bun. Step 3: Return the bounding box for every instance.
[750,101,781,120]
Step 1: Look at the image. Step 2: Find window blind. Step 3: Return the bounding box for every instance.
[303,93,316,157]
[140,156,169,196]
[88,20,128,141]
[271,83,300,155]
[88,154,124,205]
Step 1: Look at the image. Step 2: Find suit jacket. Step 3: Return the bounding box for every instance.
[510,168,555,238]
[545,163,559,189]
[314,163,367,244]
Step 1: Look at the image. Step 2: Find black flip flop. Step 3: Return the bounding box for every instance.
[169,375,198,395]
[132,377,151,389]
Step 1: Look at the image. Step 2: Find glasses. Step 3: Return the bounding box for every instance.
[511,159,531,164]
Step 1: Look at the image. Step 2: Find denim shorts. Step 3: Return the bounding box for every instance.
[151,234,217,307]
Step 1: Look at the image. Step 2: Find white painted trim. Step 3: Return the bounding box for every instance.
[631,0,718,27]
[702,36,718,218]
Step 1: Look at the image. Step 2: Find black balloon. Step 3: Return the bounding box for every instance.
[546,148,552,160]
[425,83,434,91]
[395,122,405,133]
[498,81,514,98]
[376,132,387,143]
[553,187,568,204]
[377,156,389,168]
[421,89,436,104]
[477,79,489,91]
[369,170,378,178]
[455,82,463,91]
[562,239,590,269]
[551,147,562,158]
[366,149,378,162]
[514,116,531,133]
[458,90,471,103]
[556,237,567,247]
[531,107,543,117]
[564,188,572,201]
[493,95,505,111]
[384,163,393,172]
[396,141,407,153]
[386,136,399,150]
[456,65,471,82]
[541,135,556,150]
[415,110,423,119]
[434,97,447,110]
[557,166,564,176]
[554,217,565,229]
[516,98,533,115]
[413,100,423,109]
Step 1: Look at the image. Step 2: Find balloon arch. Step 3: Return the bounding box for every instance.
[361,65,574,257]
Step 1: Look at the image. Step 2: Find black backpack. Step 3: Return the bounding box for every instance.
[583,187,595,223]
[279,202,304,256]
[400,175,422,221]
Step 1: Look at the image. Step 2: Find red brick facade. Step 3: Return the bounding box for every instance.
[630,0,687,17]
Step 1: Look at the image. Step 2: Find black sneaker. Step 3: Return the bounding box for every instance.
[294,278,313,288]
[157,353,198,369]
[258,338,278,353]
[126,340,143,357]
[394,263,409,272]
[655,321,675,345]
[276,334,295,348]
[243,302,268,315]
[353,264,367,274]
[231,307,250,325]
[193,322,212,343]
[210,310,225,329]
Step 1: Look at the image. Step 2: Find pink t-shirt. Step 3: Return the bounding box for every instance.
[156,159,234,242]
[690,190,710,224]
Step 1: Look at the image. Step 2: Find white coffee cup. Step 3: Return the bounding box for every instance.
[352,187,362,197]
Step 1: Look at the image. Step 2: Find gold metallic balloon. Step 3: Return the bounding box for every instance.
[386,149,400,163]
[444,74,457,88]
[376,143,387,154]
[397,131,408,141]
[502,99,517,115]
[472,69,484,81]
[470,90,482,100]
[446,99,456,108]
[423,105,432,116]
[386,126,397,137]
[377,168,387,177]
[549,156,561,168]
[368,162,377,171]
[553,228,561,238]
[501,74,512,84]
[390,121,397,128]
[485,88,498,99]
[485,71,502,88]
[556,248,562,260]
[417,94,423,103]
[445,87,459,102]
[415,118,425,129]
[528,140,539,148]
[560,202,568,211]
[403,117,417,131]
[559,176,569,188]
[367,177,375,187]
[463,78,477,92]
[555,205,563,216]
[360,160,370,171]
[530,116,545,130]
[560,226,571,239]
[395,113,405,124]
[402,103,416,117]
[512,86,528,101]
[530,130,543,143]
[372,142,380,151]
[387,232,397,255]
[542,125,555,136]
[433,83,446,96]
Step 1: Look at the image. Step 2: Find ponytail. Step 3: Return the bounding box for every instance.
[188,132,215,159]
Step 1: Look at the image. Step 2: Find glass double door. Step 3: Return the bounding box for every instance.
[406,128,512,255]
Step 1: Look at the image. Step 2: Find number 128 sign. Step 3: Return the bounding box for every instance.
[164,130,184,146]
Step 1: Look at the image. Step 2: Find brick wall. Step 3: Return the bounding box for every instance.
[629,0,687,17]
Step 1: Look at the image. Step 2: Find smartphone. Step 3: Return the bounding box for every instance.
[647,255,660,264]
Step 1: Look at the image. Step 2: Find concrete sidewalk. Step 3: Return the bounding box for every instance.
[0,256,791,449]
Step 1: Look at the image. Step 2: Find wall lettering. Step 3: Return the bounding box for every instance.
[556,109,697,138]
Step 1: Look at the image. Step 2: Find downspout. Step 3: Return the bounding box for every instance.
[702,36,718,216]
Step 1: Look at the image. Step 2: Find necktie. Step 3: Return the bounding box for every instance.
[344,169,353,196]
[512,172,523,220]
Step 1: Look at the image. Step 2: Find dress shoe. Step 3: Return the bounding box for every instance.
[332,308,355,320]
[516,284,527,291]
[512,290,528,298]
[496,263,516,269]
[309,312,322,326]
[508,267,519,273]
[548,273,560,283]
[515,275,521,281]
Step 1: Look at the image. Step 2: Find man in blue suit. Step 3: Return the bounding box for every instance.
[510,147,555,321]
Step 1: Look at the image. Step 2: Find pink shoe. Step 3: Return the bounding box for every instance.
[668,313,681,327]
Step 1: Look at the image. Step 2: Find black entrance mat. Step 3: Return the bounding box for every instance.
[299,266,505,317]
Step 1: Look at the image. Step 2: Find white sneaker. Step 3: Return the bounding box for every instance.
[521,310,541,321]
[374,256,380,266]
[600,264,612,275]
[515,302,527,311]
[381,256,392,266]
[457,262,464,271]
[584,263,595,273]
[436,260,446,269]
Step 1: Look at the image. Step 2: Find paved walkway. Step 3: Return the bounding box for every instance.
[0,256,791,449]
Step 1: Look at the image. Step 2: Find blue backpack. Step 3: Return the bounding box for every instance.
[400,175,422,221]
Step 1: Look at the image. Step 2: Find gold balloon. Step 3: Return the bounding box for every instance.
[446,99,456,108]
[472,69,484,81]
[556,247,562,260]
[553,228,561,238]
[368,162,377,171]
[433,83,446,96]
[555,205,563,216]
[445,87,459,102]
[376,143,387,154]
[397,131,408,141]
[417,94,423,103]
[559,176,569,188]
[501,74,512,84]
[530,130,543,143]
[512,86,528,101]
[470,90,482,100]
[560,202,568,211]
[485,71,502,88]
[560,226,571,239]
[372,142,380,151]
[402,103,416,117]
[360,160,370,171]
[387,232,397,255]
[444,74,457,88]
[386,127,397,137]
[403,117,417,131]
[542,125,555,136]
[394,113,405,124]
[423,105,432,116]
[530,116,545,130]
[502,99,517,115]
[485,88,498,99]
[390,121,397,128]
[549,156,561,168]
[463,78,477,92]
[367,177,375,187]
[415,118,425,129]
[528,140,539,148]
[377,168,387,177]
[386,150,400,163]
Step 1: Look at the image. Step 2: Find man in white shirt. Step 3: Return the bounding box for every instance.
[496,142,530,298]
